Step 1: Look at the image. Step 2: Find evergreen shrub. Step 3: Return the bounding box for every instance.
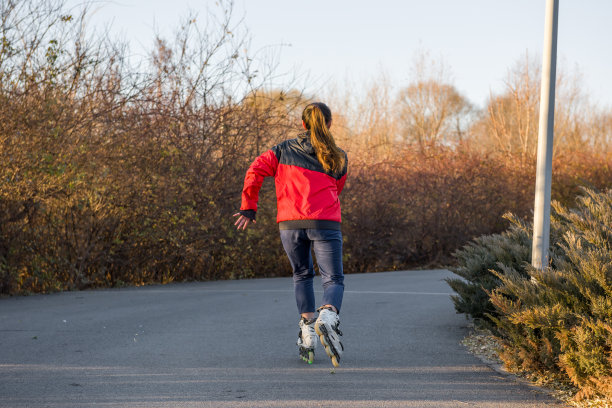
[448,188,612,400]
[445,213,532,324]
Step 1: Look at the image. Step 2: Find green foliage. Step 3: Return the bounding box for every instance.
[449,188,612,400]
[445,213,532,323]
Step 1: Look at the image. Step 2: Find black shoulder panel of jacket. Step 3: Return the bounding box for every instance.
[338,150,348,178]
[273,133,347,180]
[270,143,282,162]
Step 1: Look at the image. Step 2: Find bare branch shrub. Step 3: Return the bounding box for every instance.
[0,1,610,294]
[0,0,297,293]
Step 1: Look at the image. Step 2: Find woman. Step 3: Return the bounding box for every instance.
[233,102,347,367]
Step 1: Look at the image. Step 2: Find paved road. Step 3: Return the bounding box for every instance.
[0,270,566,408]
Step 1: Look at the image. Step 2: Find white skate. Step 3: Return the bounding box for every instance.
[315,307,344,367]
[297,317,317,364]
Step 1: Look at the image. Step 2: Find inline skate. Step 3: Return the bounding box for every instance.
[314,306,344,367]
[297,317,317,364]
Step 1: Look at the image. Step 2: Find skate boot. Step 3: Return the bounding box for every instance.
[315,306,344,367]
[297,317,317,364]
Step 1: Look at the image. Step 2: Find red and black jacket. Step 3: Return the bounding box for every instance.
[240,132,348,230]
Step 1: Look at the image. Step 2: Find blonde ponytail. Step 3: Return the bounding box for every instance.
[302,103,345,174]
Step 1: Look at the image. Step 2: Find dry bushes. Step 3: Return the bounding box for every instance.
[1,1,611,295]
[342,147,526,272]
[0,0,298,293]
[329,58,611,274]
[340,146,612,274]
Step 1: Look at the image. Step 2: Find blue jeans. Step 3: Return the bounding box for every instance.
[280,229,344,315]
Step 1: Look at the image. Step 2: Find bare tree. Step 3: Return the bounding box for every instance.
[326,72,399,159]
[396,51,472,151]
[585,108,612,153]
[476,53,591,158]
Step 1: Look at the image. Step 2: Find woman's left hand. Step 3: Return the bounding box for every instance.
[233,213,256,230]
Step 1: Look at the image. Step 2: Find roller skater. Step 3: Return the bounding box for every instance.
[234,102,348,367]
[297,317,317,364]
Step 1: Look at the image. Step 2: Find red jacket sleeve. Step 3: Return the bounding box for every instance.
[240,150,279,211]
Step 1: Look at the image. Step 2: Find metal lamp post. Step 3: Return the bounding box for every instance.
[531,0,559,269]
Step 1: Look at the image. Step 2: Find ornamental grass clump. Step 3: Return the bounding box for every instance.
[449,188,612,400]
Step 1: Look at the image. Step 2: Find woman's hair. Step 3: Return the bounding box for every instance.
[302,102,346,174]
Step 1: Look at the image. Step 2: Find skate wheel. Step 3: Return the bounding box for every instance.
[308,351,314,364]
[319,335,328,347]
[331,356,339,367]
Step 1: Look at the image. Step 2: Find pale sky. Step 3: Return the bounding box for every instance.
[66,0,612,108]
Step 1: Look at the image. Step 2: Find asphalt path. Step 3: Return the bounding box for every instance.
[0,270,567,408]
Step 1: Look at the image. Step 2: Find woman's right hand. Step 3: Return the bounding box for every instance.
[233,213,256,230]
